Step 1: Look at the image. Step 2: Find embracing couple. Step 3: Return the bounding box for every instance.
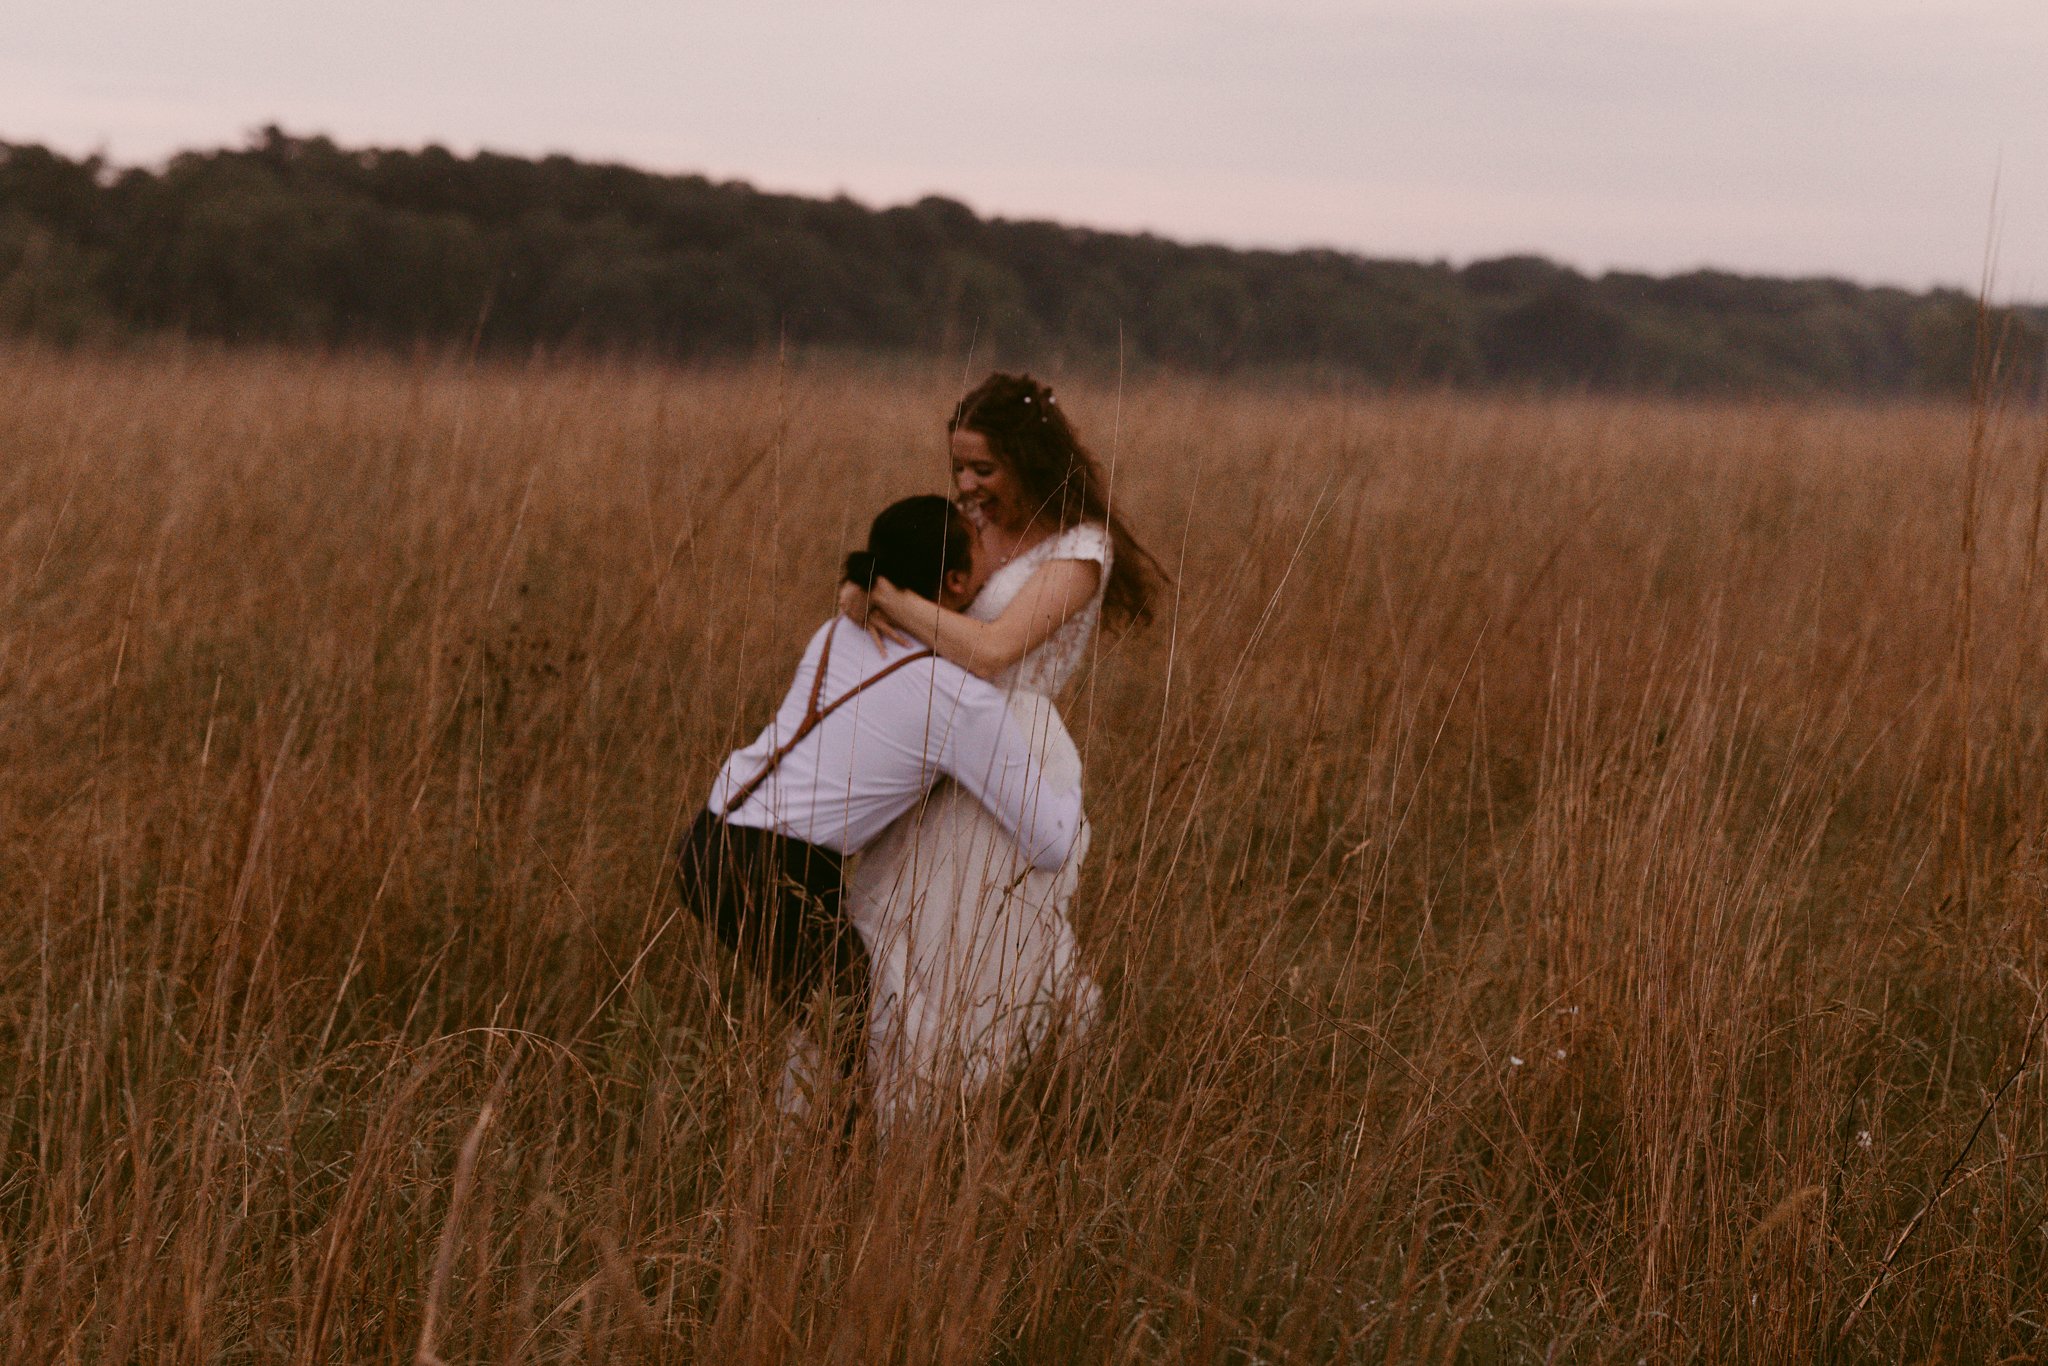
[675,372,1156,1130]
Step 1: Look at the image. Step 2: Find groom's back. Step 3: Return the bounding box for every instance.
[709,619,978,855]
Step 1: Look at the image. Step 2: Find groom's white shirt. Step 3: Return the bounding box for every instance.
[709,620,1083,871]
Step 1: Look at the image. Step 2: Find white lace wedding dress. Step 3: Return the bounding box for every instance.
[844,522,1110,1126]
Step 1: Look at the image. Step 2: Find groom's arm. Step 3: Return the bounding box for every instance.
[927,677,1084,873]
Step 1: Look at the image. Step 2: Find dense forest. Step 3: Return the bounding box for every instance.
[2,128,2042,395]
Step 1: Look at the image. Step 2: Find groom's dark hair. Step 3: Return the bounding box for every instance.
[844,495,972,601]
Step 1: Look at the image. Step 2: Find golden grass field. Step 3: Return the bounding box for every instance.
[4,343,2048,1361]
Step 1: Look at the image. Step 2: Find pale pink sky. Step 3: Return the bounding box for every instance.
[7,0,2045,295]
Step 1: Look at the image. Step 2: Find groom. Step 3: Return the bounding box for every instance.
[676,494,1083,1094]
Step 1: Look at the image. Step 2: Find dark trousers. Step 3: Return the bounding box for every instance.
[674,810,870,1084]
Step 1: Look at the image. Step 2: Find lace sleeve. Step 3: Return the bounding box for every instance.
[1047,522,1112,569]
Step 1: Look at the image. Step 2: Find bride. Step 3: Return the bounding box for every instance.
[839,372,1158,1125]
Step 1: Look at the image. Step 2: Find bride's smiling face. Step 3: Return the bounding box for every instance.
[951,429,1027,533]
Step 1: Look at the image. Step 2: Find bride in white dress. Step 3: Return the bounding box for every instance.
[838,372,1159,1127]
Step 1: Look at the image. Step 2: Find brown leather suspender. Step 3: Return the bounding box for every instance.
[720,620,936,818]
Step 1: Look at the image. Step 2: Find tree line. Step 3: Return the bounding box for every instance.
[3,128,2042,395]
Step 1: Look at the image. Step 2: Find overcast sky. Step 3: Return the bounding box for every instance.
[8,1,2046,295]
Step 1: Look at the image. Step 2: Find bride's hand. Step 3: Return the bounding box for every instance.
[870,577,949,636]
[838,579,911,648]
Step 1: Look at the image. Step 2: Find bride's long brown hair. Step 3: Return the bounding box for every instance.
[949,372,1163,627]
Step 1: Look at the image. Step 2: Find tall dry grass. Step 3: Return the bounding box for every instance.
[3,342,2048,1361]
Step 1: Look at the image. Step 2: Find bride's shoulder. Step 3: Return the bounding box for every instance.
[1043,520,1112,566]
